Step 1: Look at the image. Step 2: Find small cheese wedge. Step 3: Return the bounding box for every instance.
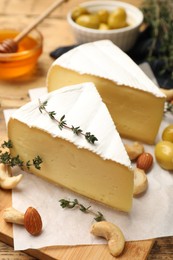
[47,40,165,144]
[8,83,133,212]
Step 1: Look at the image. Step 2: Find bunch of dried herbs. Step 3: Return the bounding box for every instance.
[141,0,173,79]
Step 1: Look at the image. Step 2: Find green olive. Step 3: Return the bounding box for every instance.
[155,141,173,170]
[71,6,89,21]
[162,124,173,143]
[96,9,109,23]
[99,23,109,30]
[75,14,100,29]
[108,7,127,29]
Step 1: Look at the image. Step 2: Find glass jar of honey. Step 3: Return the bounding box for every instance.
[0,26,43,79]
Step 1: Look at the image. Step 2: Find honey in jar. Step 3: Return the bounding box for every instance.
[0,28,43,79]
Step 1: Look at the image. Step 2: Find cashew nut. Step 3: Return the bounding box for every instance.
[133,167,148,196]
[124,142,144,160]
[90,221,125,257]
[160,88,173,101]
[3,207,24,225]
[0,163,23,189]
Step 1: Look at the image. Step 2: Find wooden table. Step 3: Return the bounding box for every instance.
[0,0,173,259]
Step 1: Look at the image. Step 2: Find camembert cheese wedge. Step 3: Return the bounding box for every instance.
[8,83,133,212]
[47,40,165,144]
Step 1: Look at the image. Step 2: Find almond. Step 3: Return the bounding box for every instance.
[24,207,42,236]
[137,152,153,172]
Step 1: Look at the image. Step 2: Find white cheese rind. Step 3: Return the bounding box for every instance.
[52,40,165,98]
[11,82,131,168]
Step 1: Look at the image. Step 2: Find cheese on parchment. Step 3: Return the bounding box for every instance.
[47,40,165,144]
[8,83,133,212]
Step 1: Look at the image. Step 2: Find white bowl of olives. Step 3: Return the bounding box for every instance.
[67,1,143,51]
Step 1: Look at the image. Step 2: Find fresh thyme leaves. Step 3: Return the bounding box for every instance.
[141,0,173,78]
[1,140,13,149]
[58,115,67,130]
[85,132,98,144]
[39,100,48,113]
[49,111,56,120]
[38,99,98,144]
[32,156,43,170]
[71,126,83,135]
[59,198,106,222]
[0,140,42,170]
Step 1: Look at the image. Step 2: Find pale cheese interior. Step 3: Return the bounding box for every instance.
[48,65,165,144]
[8,119,133,212]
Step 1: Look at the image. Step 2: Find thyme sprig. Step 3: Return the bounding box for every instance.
[38,99,98,144]
[59,198,106,222]
[0,140,42,170]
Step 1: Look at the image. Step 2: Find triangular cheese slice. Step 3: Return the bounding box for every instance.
[8,82,133,212]
[47,40,165,144]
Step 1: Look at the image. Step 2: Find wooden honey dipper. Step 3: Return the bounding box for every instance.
[0,0,68,53]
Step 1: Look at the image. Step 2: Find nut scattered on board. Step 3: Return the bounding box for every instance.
[160,88,173,101]
[133,168,148,196]
[24,207,43,236]
[3,206,42,236]
[124,142,144,160]
[90,221,125,257]
[3,207,24,225]
[136,152,153,172]
[0,163,23,189]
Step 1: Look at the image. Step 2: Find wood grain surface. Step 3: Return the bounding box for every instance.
[0,0,173,259]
